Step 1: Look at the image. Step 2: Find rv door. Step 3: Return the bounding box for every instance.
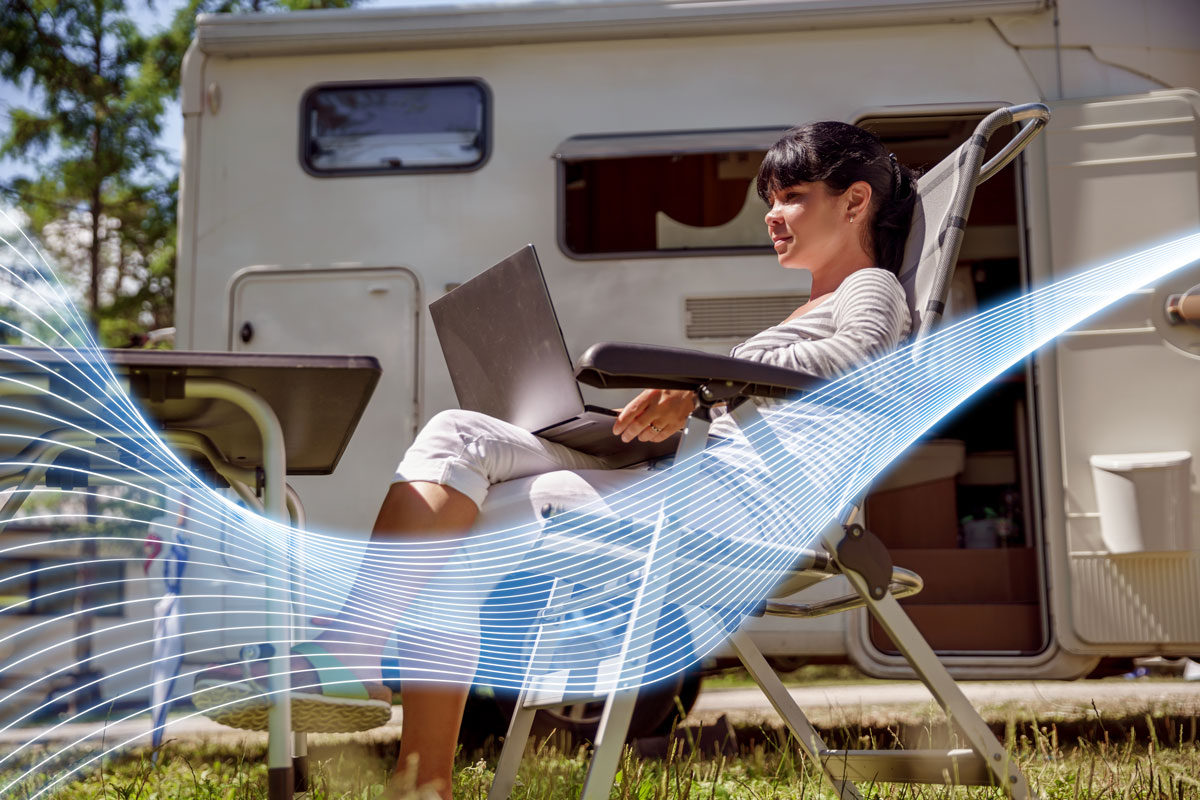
[1032,89,1200,657]
[228,265,421,535]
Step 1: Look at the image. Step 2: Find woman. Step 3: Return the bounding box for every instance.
[198,121,917,799]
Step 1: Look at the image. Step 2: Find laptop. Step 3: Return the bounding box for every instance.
[429,245,680,468]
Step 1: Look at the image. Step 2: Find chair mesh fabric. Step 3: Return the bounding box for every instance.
[896,107,1016,340]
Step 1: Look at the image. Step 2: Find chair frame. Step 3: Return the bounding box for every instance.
[487,103,1051,800]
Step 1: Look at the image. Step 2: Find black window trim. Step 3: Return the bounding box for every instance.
[299,78,492,178]
[554,126,785,261]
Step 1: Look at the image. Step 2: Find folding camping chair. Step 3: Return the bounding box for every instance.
[486,102,1052,800]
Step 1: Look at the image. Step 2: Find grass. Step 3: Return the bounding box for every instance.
[2,712,1198,800]
[700,666,884,691]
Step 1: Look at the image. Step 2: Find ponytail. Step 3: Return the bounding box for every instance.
[874,153,918,275]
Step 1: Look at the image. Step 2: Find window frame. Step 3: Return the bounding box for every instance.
[554,127,785,261]
[298,78,493,178]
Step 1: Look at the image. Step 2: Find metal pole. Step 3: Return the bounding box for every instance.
[184,379,292,798]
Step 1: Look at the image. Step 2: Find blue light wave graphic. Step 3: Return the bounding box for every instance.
[1,206,1199,794]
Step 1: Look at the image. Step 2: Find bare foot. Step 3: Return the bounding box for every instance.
[383,761,450,800]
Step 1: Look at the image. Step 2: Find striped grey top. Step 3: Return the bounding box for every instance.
[710,267,910,435]
[730,267,910,376]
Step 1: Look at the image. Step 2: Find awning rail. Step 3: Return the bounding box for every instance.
[553,128,786,161]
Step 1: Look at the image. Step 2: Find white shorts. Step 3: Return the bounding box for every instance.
[393,408,638,509]
[388,408,801,661]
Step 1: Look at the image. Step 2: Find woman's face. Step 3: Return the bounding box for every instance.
[763,180,856,273]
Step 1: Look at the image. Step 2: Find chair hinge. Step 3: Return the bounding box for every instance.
[835,523,893,600]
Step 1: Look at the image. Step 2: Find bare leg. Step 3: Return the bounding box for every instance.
[379,482,477,800]
[316,481,478,800]
[313,482,478,667]
[374,480,480,535]
[392,681,471,799]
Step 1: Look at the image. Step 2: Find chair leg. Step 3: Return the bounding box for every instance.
[490,577,574,800]
[728,630,863,800]
[861,592,1033,799]
[487,688,539,800]
[815,508,1036,798]
[579,688,640,800]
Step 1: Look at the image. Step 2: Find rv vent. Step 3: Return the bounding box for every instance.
[685,294,807,340]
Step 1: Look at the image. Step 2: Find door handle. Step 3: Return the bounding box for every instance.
[1165,286,1200,326]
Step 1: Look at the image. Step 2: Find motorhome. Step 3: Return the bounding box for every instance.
[8,0,1199,727]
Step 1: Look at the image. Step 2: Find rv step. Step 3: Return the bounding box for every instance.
[817,749,995,785]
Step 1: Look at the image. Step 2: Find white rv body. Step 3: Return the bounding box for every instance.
[15,0,1195,710]
[174,0,1200,682]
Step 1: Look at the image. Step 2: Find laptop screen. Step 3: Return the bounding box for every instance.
[429,245,587,432]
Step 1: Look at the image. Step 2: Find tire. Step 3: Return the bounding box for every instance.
[1085,657,1136,679]
[440,570,705,747]
[459,670,703,749]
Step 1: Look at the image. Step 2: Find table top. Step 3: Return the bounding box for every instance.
[0,347,382,475]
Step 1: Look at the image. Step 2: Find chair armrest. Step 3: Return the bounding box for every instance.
[574,341,825,399]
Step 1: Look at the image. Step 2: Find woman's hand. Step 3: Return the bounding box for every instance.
[612,389,696,443]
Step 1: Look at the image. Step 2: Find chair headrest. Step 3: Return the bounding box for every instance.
[895,105,1049,339]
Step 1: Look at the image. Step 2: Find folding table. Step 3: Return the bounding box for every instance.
[0,347,381,798]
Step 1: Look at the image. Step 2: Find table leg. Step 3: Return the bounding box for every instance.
[290,492,308,793]
[185,379,292,799]
[293,732,309,792]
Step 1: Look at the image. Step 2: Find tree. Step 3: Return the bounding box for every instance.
[1,0,355,347]
[0,0,172,343]
[147,0,359,97]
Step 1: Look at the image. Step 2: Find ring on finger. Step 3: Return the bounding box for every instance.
[649,423,663,433]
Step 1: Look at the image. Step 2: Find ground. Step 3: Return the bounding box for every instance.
[2,674,1198,799]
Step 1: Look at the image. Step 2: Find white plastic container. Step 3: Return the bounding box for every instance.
[1089,451,1193,553]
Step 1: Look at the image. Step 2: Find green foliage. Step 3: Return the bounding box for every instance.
[146,0,360,94]
[1,0,356,347]
[0,0,173,344]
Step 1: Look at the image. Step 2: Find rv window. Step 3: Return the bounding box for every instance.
[301,80,489,176]
[557,131,780,258]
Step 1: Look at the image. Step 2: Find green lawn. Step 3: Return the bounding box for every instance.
[3,714,1197,800]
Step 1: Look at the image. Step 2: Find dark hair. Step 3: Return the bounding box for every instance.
[756,121,918,275]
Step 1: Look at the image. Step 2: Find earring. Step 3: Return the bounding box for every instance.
[848,215,855,222]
